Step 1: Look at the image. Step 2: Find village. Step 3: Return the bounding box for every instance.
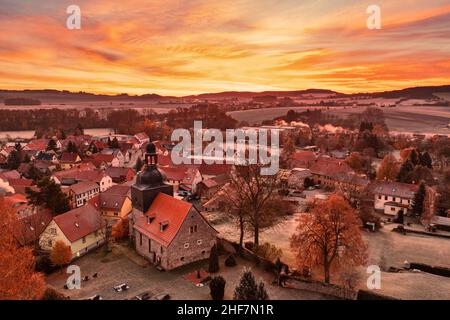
[1,103,449,301]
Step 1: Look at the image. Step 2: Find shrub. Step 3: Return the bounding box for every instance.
[208,244,220,273]
[233,268,269,300]
[255,243,283,262]
[225,255,237,267]
[209,276,226,300]
[42,287,69,300]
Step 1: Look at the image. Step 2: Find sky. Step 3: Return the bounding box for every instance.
[1,0,450,96]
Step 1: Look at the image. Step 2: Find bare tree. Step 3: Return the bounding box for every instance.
[229,164,280,248]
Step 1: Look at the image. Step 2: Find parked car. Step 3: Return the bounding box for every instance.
[135,292,152,300]
[178,190,188,197]
[151,293,171,300]
[85,295,102,300]
[113,283,129,292]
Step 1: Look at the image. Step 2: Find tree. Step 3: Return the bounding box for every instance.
[290,194,368,283]
[420,152,433,168]
[26,177,70,215]
[23,153,31,163]
[7,150,21,170]
[110,137,120,149]
[65,141,78,154]
[397,160,414,183]
[229,164,279,247]
[50,240,72,271]
[209,276,226,300]
[134,156,143,172]
[411,183,426,218]
[47,139,57,151]
[208,244,220,273]
[345,152,369,174]
[377,154,399,181]
[0,199,46,299]
[233,269,268,300]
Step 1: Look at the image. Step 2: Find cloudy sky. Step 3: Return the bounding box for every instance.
[1,0,450,95]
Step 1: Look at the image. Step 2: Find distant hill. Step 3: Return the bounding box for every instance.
[1,85,450,104]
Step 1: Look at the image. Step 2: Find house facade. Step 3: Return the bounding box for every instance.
[69,181,100,208]
[39,204,105,259]
[369,181,418,216]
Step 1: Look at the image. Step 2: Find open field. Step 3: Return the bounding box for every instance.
[228,105,450,135]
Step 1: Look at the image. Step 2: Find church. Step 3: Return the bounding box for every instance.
[130,142,218,270]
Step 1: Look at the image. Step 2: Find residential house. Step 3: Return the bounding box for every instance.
[196,174,230,199]
[105,167,135,184]
[52,168,113,192]
[90,153,120,168]
[310,156,369,192]
[39,204,105,259]
[101,148,125,167]
[89,186,132,227]
[60,152,82,170]
[159,166,202,194]
[287,168,312,190]
[287,151,317,169]
[134,132,150,147]
[369,181,418,216]
[23,139,48,153]
[5,196,53,247]
[69,181,100,208]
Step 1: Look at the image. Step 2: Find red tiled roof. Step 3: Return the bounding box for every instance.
[54,168,108,184]
[90,193,129,211]
[53,204,103,242]
[60,152,80,163]
[290,151,316,162]
[160,166,190,181]
[369,181,418,199]
[14,209,52,246]
[310,156,353,178]
[135,132,149,141]
[7,178,33,187]
[70,181,99,194]
[199,163,232,177]
[134,193,193,247]
[105,167,134,179]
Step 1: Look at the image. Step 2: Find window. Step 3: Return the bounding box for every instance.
[385,196,388,200]
[50,227,57,235]
[114,212,119,216]
[190,225,198,234]
[48,240,52,247]
[148,239,152,253]
[184,243,189,249]
[180,257,185,261]
[391,207,395,211]
[139,232,142,246]
[393,197,396,202]
[82,237,86,244]
[378,195,381,200]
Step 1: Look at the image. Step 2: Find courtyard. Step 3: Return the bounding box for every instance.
[45,242,332,300]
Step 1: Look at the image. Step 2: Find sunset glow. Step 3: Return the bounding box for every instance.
[1,0,450,95]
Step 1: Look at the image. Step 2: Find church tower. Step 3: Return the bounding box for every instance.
[131,142,173,215]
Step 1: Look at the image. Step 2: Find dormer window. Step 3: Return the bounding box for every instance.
[160,221,168,232]
[147,216,154,224]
